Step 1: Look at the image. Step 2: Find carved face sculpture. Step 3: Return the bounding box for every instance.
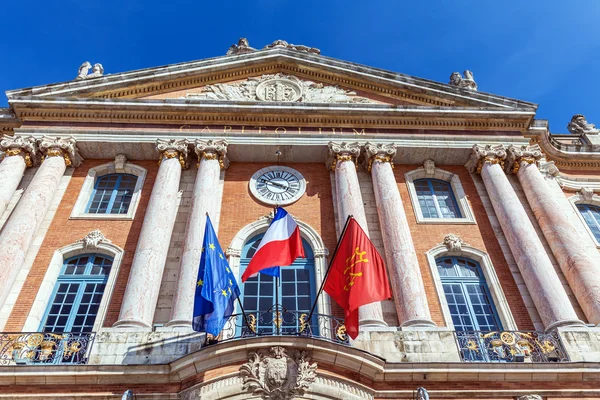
[450,72,462,85]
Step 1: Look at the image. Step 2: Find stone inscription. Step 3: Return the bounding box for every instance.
[179,125,370,136]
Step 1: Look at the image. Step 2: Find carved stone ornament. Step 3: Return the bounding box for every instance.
[579,187,594,201]
[239,346,318,400]
[156,138,189,169]
[567,114,599,135]
[186,73,374,104]
[0,135,37,167]
[506,144,542,174]
[39,136,83,167]
[194,139,229,169]
[226,37,257,55]
[114,154,127,171]
[264,39,321,55]
[363,142,396,172]
[424,159,436,176]
[417,387,430,400]
[442,234,465,252]
[467,144,506,174]
[78,229,111,250]
[76,62,104,80]
[448,70,478,91]
[539,161,560,178]
[515,395,542,400]
[326,141,361,171]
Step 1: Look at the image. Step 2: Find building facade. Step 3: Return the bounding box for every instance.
[0,38,599,399]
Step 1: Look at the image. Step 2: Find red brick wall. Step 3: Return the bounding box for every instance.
[394,165,534,329]
[4,159,157,330]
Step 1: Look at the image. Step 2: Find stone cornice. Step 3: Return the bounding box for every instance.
[5,49,538,111]
[528,124,600,170]
[9,97,535,131]
[0,108,21,135]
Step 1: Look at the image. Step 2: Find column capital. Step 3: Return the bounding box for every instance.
[362,142,396,172]
[506,144,543,174]
[194,139,229,169]
[326,141,361,171]
[39,136,83,167]
[467,144,506,174]
[0,135,37,167]
[156,138,189,169]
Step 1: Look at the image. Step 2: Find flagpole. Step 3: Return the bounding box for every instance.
[306,214,353,324]
[274,205,280,336]
[236,297,253,334]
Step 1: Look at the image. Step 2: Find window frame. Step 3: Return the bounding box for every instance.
[85,173,138,215]
[70,161,146,220]
[570,194,600,248]
[414,178,463,219]
[405,167,476,224]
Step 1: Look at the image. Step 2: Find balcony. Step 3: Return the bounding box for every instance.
[454,330,569,362]
[0,332,95,365]
[205,308,349,346]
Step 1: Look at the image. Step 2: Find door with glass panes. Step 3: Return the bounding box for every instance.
[240,233,316,334]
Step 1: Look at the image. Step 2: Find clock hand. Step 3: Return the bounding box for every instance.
[259,178,289,190]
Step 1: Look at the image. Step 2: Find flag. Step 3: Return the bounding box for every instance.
[193,215,240,336]
[241,207,305,282]
[323,217,391,339]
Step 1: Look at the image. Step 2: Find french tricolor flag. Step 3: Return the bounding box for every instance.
[241,207,305,282]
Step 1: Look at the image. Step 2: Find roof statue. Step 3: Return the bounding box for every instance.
[567,114,599,135]
[226,38,257,55]
[448,70,477,91]
[264,39,321,55]
[76,61,104,80]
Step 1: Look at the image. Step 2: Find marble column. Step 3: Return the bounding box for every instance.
[0,136,82,309]
[364,143,436,327]
[469,144,582,330]
[114,139,188,329]
[327,142,387,328]
[0,135,37,218]
[167,139,229,328]
[508,144,600,325]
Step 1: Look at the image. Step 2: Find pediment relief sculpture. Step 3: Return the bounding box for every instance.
[239,346,317,400]
[185,73,375,104]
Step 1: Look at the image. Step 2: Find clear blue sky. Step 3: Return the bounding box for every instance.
[2,1,599,134]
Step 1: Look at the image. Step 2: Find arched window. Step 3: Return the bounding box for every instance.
[577,204,600,242]
[414,178,462,219]
[436,256,501,332]
[86,173,137,214]
[240,233,316,334]
[40,254,113,333]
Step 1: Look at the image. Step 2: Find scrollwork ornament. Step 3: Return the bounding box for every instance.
[194,139,229,169]
[156,138,189,169]
[506,144,542,174]
[0,135,37,167]
[326,142,361,171]
[78,229,111,250]
[239,346,317,400]
[363,142,396,172]
[467,144,506,174]
[38,136,83,167]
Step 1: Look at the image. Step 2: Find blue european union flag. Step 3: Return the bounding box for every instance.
[192,215,240,336]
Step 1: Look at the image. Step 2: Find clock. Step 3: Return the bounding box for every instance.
[249,166,306,206]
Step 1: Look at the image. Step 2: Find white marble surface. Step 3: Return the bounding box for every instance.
[114,157,182,328]
[371,161,435,327]
[0,155,26,219]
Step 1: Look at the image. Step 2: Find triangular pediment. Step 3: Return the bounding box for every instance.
[5,47,537,111]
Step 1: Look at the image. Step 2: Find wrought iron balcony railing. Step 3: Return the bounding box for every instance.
[205,308,348,346]
[0,332,95,365]
[454,330,569,362]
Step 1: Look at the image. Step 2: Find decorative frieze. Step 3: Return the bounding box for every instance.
[38,136,82,167]
[362,142,396,172]
[194,139,229,169]
[0,135,37,167]
[76,62,104,80]
[506,144,542,174]
[239,346,317,400]
[326,141,361,171]
[448,70,477,91]
[156,138,189,169]
[567,114,598,135]
[467,144,506,174]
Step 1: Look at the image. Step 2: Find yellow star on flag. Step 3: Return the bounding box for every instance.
[209,243,216,250]
[228,287,232,294]
[221,289,227,297]
[197,279,203,286]
[219,253,224,259]
[226,267,230,273]
[229,279,233,286]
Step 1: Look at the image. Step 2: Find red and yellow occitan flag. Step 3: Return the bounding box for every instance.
[323,217,391,339]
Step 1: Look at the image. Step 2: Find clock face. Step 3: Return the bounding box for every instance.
[249,166,306,206]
